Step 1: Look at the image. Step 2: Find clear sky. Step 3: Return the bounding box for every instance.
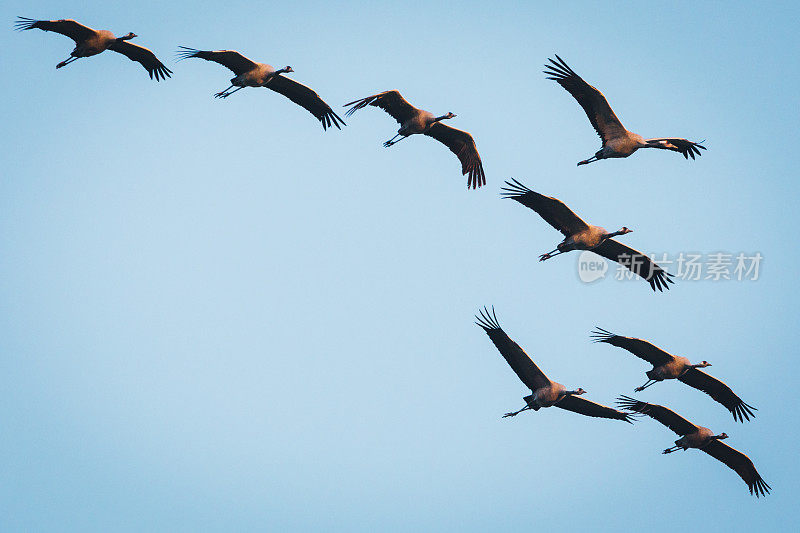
[1,1,798,530]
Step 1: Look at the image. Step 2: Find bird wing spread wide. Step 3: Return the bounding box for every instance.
[424,123,485,189]
[644,138,707,160]
[108,41,172,81]
[475,308,551,392]
[176,48,259,75]
[343,90,419,123]
[593,239,674,292]
[616,396,697,435]
[555,395,632,422]
[16,17,96,44]
[701,440,770,497]
[500,179,589,237]
[590,328,675,366]
[544,55,627,144]
[266,75,345,130]
[678,369,756,422]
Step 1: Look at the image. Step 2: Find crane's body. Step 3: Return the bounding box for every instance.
[544,55,705,165]
[177,47,344,130]
[524,381,583,410]
[16,17,172,81]
[617,396,769,497]
[344,91,485,189]
[476,308,631,422]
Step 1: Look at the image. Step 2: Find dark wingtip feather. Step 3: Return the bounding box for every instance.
[14,16,39,31]
[590,327,616,343]
[475,306,501,332]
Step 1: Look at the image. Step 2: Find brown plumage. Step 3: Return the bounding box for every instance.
[476,307,632,423]
[593,328,756,422]
[544,55,705,165]
[177,47,344,131]
[617,396,770,497]
[501,179,673,291]
[344,90,485,189]
[16,17,171,81]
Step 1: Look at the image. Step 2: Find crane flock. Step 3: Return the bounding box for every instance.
[15,15,769,499]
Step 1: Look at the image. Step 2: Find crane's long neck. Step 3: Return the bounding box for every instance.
[604,229,626,239]
[433,114,450,122]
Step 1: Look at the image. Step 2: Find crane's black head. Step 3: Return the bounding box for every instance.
[619,227,633,235]
[122,32,137,40]
[283,66,294,73]
[573,388,586,395]
[718,432,729,439]
[444,112,456,119]
[698,360,711,368]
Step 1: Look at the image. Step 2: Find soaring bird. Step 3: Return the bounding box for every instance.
[15,17,171,81]
[344,91,485,189]
[177,47,344,131]
[617,396,770,497]
[592,328,755,422]
[501,179,673,291]
[476,307,632,423]
[544,55,705,165]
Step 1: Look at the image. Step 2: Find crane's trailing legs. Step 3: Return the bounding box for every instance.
[502,405,532,418]
[383,134,408,147]
[662,445,682,454]
[539,249,564,261]
[634,379,657,392]
[214,85,244,99]
[577,155,600,166]
[56,56,79,69]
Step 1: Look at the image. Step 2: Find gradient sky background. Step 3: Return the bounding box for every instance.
[2,1,798,530]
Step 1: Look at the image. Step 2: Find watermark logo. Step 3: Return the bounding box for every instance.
[577,251,608,283]
[576,251,763,284]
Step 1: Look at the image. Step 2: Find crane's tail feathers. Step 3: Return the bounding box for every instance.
[14,16,40,31]
[499,178,532,199]
[474,306,501,332]
[590,327,617,343]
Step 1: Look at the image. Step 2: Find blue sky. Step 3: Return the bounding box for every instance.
[1,1,797,530]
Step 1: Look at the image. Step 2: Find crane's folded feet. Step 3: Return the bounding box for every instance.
[634,386,645,392]
[539,253,552,261]
[214,91,229,99]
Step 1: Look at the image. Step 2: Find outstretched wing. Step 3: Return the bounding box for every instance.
[500,179,589,237]
[175,47,258,76]
[475,307,551,392]
[678,369,756,423]
[616,396,698,435]
[108,41,172,81]
[15,17,95,44]
[702,440,770,497]
[343,90,419,124]
[266,75,345,130]
[424,123,485,189]
[593,239,674,292]
[591,328,675,366]
[555,395,633,423]
[544,55,627,144]
[645,138,706,160]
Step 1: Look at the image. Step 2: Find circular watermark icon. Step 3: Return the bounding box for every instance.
[577,251,608,283]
